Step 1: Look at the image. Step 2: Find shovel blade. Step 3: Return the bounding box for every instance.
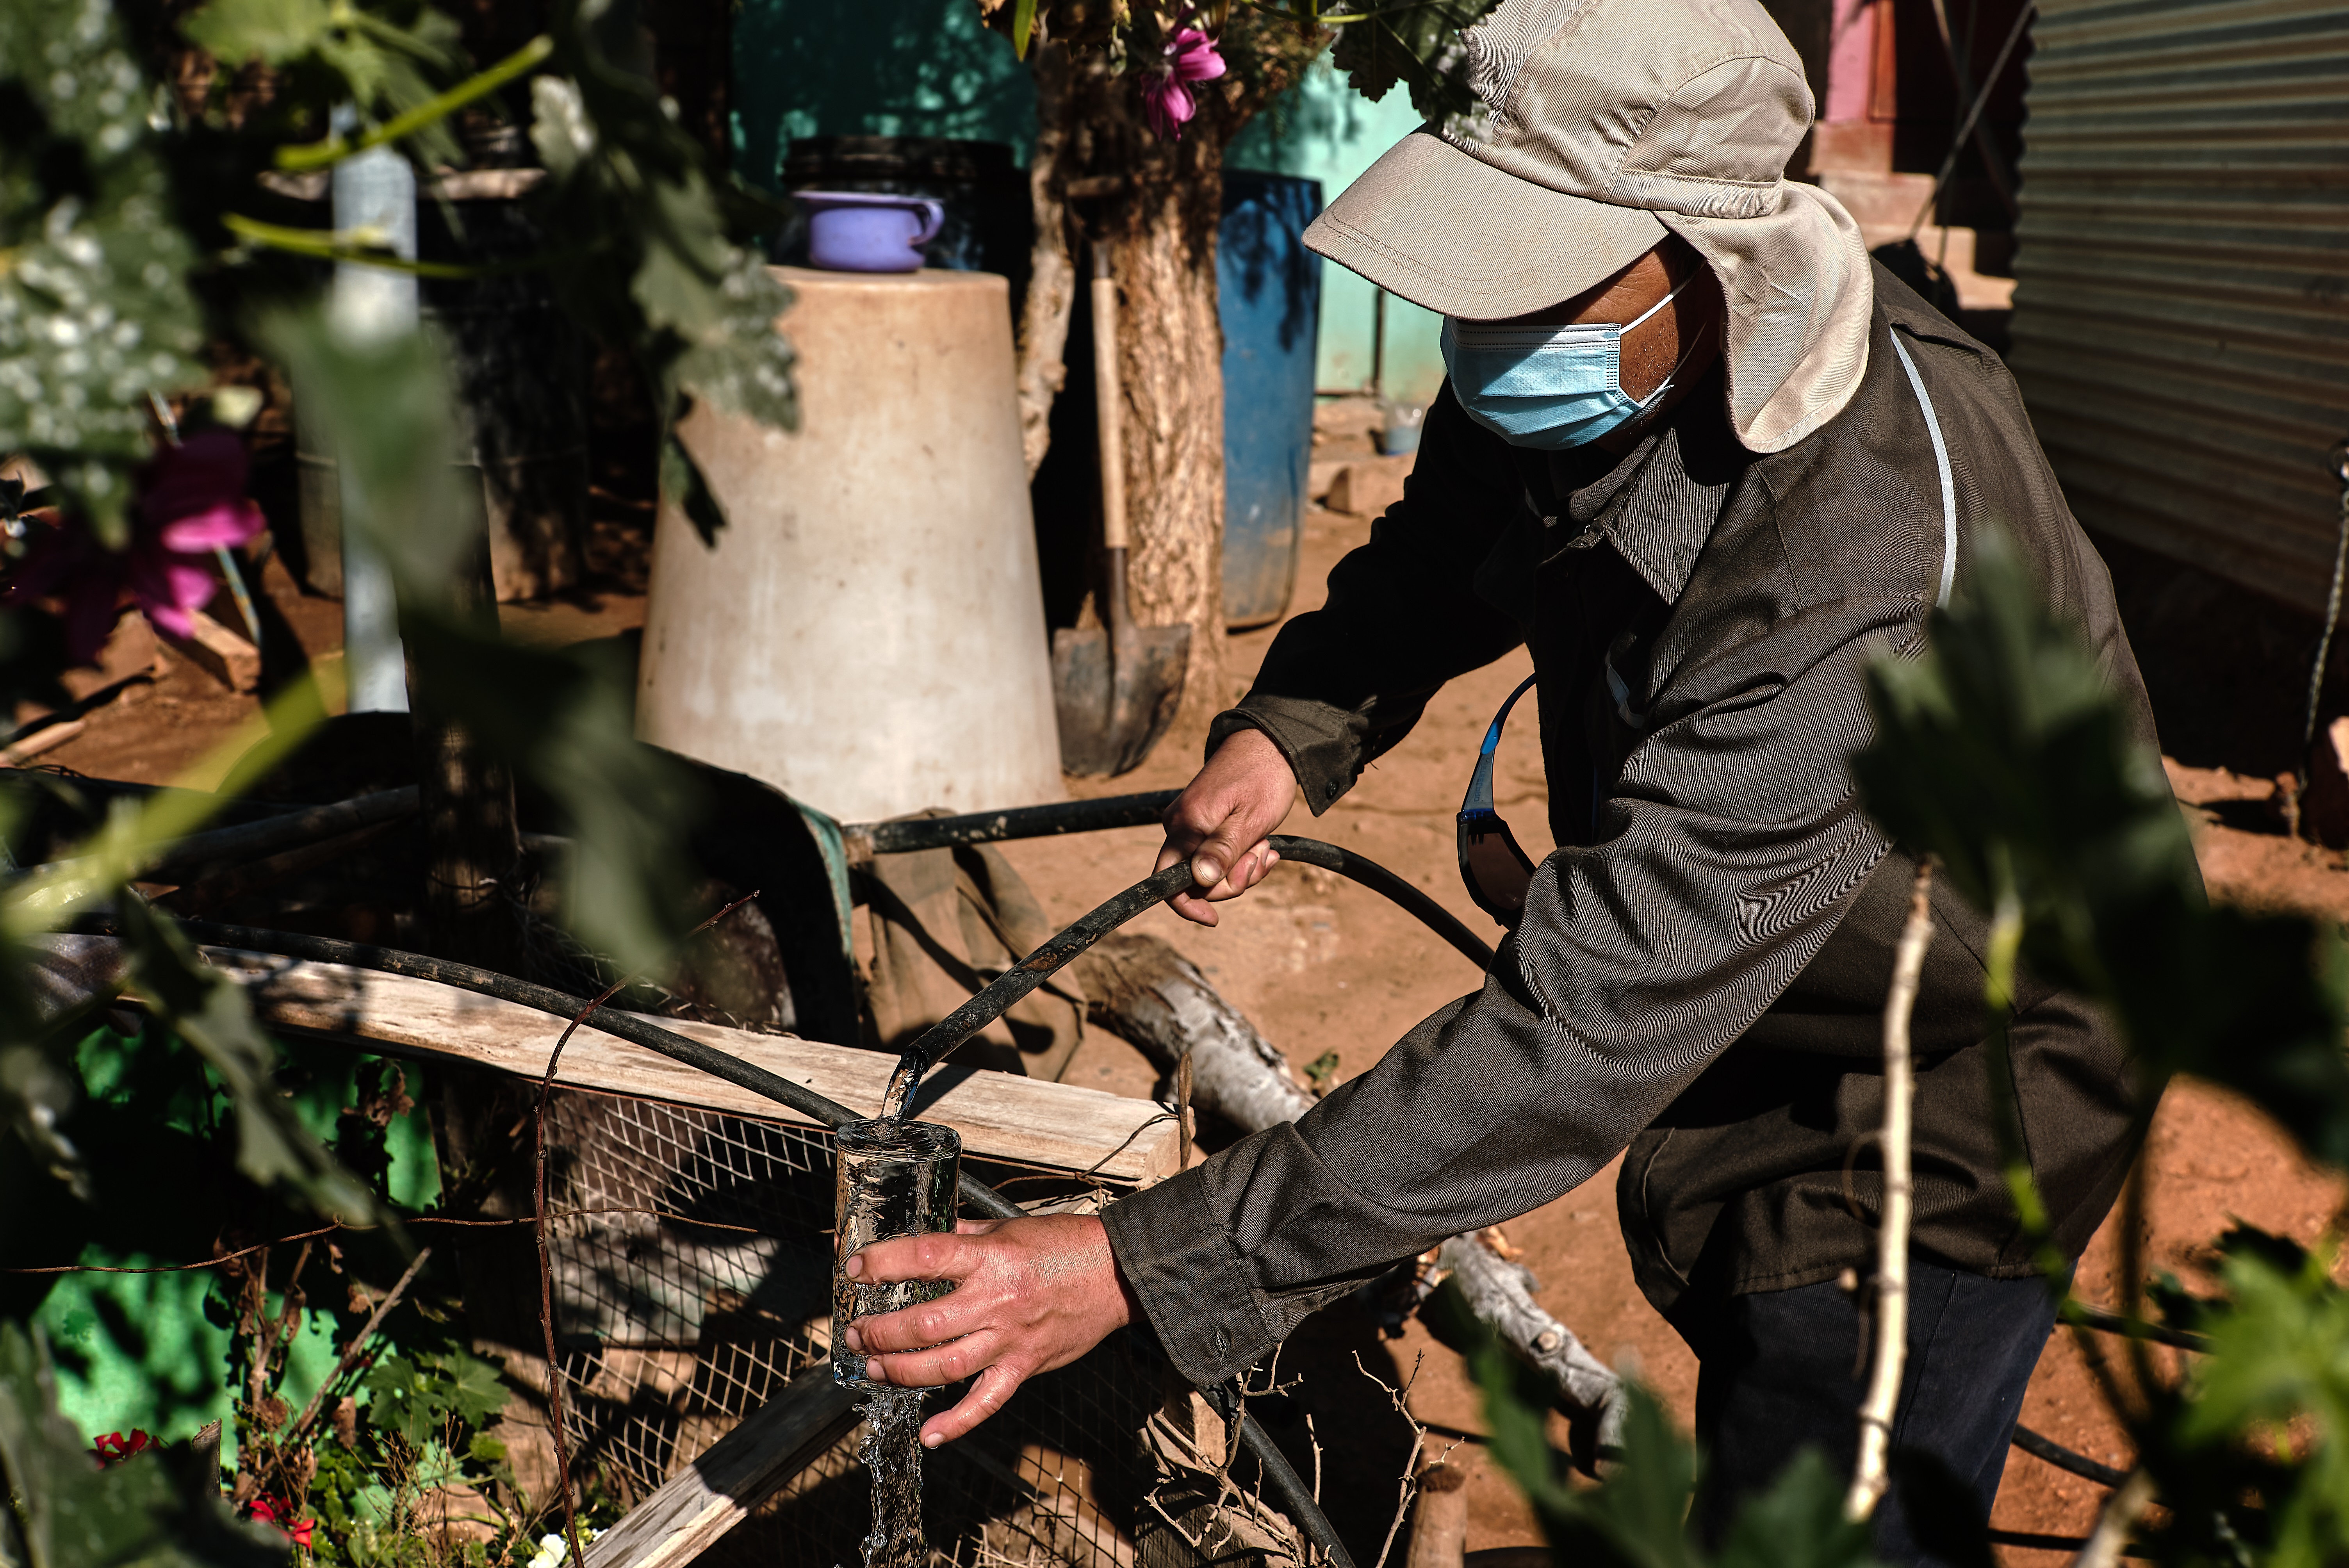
[1052,623,1191,777]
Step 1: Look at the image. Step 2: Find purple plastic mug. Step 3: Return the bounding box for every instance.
[797,191,945,274]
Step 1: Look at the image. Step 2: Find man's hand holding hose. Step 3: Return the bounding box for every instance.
[841,729,1300,1447]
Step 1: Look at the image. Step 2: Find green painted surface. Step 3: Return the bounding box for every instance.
[727,8,1447,406]
[28,1028,442,1462]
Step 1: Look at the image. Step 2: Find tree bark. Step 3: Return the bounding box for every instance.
[1042,25,1318,741]
[1016,41,1077,479]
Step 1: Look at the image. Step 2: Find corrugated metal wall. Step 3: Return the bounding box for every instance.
[2009,0,2349,612]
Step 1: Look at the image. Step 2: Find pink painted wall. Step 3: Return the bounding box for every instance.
[1824,0,1877,122]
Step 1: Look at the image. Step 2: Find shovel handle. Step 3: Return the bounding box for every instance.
[1092,247,1128,554]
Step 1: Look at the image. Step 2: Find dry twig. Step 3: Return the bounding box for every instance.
[284,1244,432,1449]
[1845,860,1936,1521]
[1353,1351,1461,1568]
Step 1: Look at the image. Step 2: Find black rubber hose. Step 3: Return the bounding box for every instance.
[855,791,1180,854]
[2060,1299,2210,1354]
[1242,1416,1351,1566]
[892,863,1196,1091]
[852,791,1498,973]
[2010,1423,2127,1488]
[179,918,1355,1565]
[1267,835,1496,971]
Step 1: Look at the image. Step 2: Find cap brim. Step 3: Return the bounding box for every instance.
[1302,129,1668,321]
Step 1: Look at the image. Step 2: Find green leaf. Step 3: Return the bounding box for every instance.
[181,0,467,167]
[527,5,797,456]
[1467,1305,1697,1568]
[181,0,339,65]
[1467,1294,1883,1568]
[262,303,700,973]
[661,435,729,547]
[0,0,207,539]
[1850,527,2349,1165]
[399,613,703,973]
[115,897,377,1222]
[0,1322,287,1568]
[258,305,477,587]
[360,1346,508,1447]
[1328,0,1506,121]
[1716,1450,1879,1568]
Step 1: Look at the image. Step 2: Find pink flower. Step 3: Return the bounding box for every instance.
[7,429,266,660]
[91,1429,153,1466]
[1140,27,1227,141]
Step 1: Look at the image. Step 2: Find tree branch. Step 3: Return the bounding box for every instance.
[283,1244,433,1450]
[1845,859,1936,1521]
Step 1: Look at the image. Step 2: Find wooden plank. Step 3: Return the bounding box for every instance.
[580,1368,860,1568]
[159,608,260,693]
[202,947,1178,1185]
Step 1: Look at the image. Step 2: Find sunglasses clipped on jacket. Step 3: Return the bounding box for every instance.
[1456,673,1541,929]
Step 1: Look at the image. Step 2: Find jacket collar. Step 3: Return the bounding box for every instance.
[1546,367,1747,605]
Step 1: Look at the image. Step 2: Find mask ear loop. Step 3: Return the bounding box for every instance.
[1621,267,1698,335]
[1624,270,1716,411]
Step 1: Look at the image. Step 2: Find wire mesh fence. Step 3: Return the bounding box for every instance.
[540,1087,1249,1566]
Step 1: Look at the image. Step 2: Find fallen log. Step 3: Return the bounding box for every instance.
[1074,931,1625,1461]
[1073,931,1317,1131]
[1432,1233,1625,1470]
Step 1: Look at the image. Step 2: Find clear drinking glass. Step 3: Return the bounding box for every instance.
[831,1119,961,1389]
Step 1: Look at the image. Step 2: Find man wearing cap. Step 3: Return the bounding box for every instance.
[840,0,2153,1554]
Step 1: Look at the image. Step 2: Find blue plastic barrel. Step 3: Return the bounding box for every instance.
[1219,171,1323,629]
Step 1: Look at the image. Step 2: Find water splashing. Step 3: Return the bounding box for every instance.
[833,1119,959,1567]
[878,1050,923,1124]
[856,1389,930,1567]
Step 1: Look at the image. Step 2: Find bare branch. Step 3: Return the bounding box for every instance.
[283,1243,433,1449]
[1433,1231,1625,1471]
[2074,1470,2154,1568]
[1845,859,1936,1520]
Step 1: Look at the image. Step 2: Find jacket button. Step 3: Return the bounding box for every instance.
[1323,782,1337,800]
[1211,1326,1232,1357]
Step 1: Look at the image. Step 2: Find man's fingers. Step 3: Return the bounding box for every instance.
[1185,813,1269,893]
[920,1363,1028,1448]
[1168,893,1220,928]
[849,1276,1010,1356]
[863,1327,1008,1392]
[847,1229,980,1287]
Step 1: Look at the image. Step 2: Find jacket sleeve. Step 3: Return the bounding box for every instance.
[1209,386,1533,813]
[1103,589,1924,1390]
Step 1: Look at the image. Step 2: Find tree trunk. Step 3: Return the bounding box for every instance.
[1057,52,1230,741]
[1031,27,1315,742]
[1016,41,1077,479]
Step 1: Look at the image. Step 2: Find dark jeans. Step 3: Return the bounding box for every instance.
[1667,1262,2064,1567]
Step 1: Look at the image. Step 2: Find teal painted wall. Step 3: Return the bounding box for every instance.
[731,0,1037,189]
[728,10,1447,406]
[29,1029,442,1463]
[1226,58,1447,406]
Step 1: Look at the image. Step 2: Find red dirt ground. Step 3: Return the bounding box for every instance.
[30,485,2349,1563]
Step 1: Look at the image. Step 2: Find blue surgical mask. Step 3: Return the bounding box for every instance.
[1440,274,1697,450]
